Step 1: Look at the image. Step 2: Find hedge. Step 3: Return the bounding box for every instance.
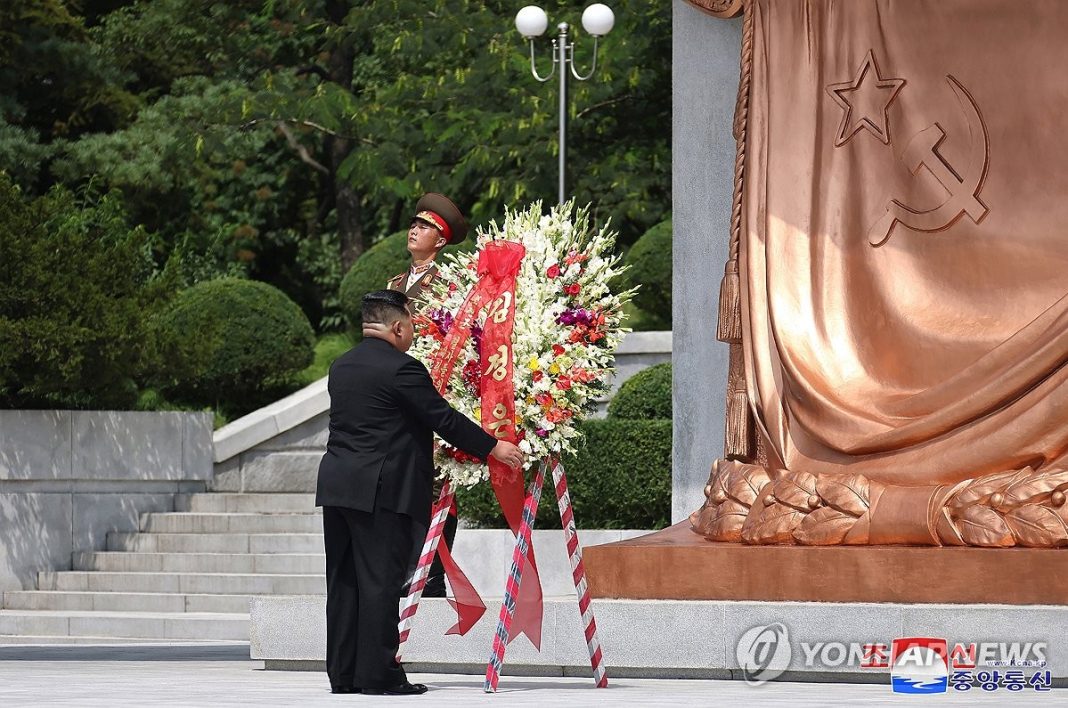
[455,418,671,529]
[625,218,672,325]
[152,278,314,409]
[608,362,671,420]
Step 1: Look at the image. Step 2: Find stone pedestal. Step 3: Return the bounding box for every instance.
[585,523,1068,604]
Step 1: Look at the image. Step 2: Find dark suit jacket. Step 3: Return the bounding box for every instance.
[315,337,496,520]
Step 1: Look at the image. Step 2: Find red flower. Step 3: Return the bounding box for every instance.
[551,344,566,356]
[535,392,554,407]
[572,367,595,383]
[532,370,544,382]
[556,376,573,391]
[565,283,581,296]
[568,330,584,343]
[462,359,482,395]
[442,445,480,464]
[546,263,561,279]
[546,407,567,423]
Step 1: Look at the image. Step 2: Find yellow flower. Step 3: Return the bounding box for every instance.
[474,407,482,421]
[527,357,541,371]
[549,363,561,375]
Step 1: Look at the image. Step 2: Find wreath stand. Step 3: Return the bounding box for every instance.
[396,459,608,692]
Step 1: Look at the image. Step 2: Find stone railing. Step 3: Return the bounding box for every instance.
[0,410,213,591]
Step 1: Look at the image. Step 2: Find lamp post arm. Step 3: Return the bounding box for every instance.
[569,37,601,81]
[528,39,556,83]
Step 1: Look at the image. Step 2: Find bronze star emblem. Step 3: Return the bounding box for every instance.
[827,50,906,147]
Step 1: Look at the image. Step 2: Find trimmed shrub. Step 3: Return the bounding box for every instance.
[456,419,672,529]
[339,230,411,332]
[625,218,672,326]
[608,362,672,420]
[152,278,314,407]
[0,176,169,409]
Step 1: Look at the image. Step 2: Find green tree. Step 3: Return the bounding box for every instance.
[235,0,671,259]
[2,0,672,338]
[0,174,173,409]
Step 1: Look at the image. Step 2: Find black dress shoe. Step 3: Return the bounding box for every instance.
[331,685,359,694]
[362,682,429,695]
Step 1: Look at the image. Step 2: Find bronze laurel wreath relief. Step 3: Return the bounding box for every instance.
[691,459,1068,548]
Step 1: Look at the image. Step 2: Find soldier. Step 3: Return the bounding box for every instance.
[386,192,469,308]
[388,193,469,598]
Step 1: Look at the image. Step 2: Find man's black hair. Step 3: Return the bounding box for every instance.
[362,289,410,326]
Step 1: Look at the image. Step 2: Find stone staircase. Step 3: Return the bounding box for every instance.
[0,492,322,644]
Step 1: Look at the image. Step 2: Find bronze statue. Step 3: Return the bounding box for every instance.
[690,0,1068,548]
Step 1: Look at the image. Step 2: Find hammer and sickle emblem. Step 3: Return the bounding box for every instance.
[867,75,990,247]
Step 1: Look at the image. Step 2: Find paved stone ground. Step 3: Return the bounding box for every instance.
[0,645,1062,707]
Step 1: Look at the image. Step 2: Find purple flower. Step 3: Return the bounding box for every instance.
[535,428,550,438]
[429,308,454,335]
[556,308,594,327]
[471,322,484,352]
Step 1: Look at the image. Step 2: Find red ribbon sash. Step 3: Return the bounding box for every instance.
[429,241,544,648]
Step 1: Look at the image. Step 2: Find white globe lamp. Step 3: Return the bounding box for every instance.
[581,3,615,37]
[515,6,549,38]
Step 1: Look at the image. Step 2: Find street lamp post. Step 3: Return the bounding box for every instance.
[515,4,615,205]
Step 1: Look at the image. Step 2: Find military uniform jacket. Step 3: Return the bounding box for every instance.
[314,337,496,520]
[387,263,438,313]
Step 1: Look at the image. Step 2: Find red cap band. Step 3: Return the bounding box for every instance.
[415,210,452,241]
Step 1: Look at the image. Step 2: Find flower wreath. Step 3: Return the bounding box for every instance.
[408,202,633,487]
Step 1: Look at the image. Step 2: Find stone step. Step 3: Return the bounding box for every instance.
[73,552,324,575]
[0,610,248,641]
[38,571,325,595]
[108,532,324,554]
[3,591,251,613]
[175,493,316,513]
[0,635,244,645]
[140,512,322,534]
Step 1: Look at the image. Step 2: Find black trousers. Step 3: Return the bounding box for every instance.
[322,505,413,689]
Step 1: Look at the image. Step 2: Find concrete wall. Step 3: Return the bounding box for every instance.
[0,410,213,591]
[671,2,741,522]
[212,332,673,494]
[211,412,327,494]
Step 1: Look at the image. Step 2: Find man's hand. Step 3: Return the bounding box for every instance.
[489,440,525,469]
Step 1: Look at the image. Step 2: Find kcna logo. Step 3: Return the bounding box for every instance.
[826,49,991,247]
[891,638,950,695]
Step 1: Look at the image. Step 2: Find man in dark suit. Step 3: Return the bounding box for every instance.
[315,289,524,696]
[386,193,469,599]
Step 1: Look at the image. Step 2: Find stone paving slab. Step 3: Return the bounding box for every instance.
[0,647,1060,707]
